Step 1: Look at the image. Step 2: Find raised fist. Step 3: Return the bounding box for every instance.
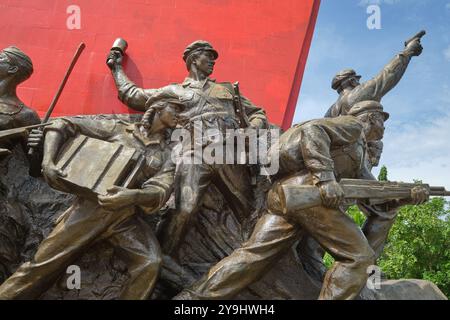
[106,50,123,69]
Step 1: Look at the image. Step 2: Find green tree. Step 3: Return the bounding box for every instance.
[378,165,388,181]
[378,197,450,297]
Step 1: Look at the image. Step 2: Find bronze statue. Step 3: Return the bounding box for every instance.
[0,98,184,300]
[174,100,429,300]
[301,31,426,280]
[0,46,42,283]
[106,40,268,258]
[325,31,424,118]
[0,46,40,153]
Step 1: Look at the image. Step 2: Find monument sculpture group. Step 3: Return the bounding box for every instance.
[0,30,448,300]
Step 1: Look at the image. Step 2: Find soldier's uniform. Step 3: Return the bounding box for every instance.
[0,117,175,300]
[177,108,399,300]
[113,41,268,256]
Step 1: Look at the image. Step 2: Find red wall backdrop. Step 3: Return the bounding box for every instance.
[0,0,320,129]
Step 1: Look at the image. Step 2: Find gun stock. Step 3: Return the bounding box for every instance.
[275,178,449,214]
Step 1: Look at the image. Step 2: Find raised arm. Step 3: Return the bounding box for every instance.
[107,51,157,112]
[348,39,422,105]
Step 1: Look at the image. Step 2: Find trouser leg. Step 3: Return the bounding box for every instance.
[359,203,398,260]
[215,164,255,223]
[292,206,375,300]
[176,213,300,300]
[276,172,375,300]
[159,163,213,256]
[0,199,119,299]
[106,215,162,300]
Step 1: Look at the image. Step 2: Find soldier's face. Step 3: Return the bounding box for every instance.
[0,52,13,78]
[194,51,216,76]
[349,77,360,88]
[159,104,181,128]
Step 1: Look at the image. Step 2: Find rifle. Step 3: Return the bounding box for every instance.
[405,30,426,47]
[0,123,53,156]
[275,178,450,214]
[0,122,53,142]
[232,82,251,128]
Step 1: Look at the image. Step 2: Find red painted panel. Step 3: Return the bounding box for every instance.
[0,0,320,129]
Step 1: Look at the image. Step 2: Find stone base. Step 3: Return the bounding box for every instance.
[360,279,447,300]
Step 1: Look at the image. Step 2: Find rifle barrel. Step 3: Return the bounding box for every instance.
[429,186,450,197]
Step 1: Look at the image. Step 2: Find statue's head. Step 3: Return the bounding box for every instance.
[183,40,218,76]
[332,69,361,94]
[348,101,389,141]
[0,46,33,84]
[142,94,186,131]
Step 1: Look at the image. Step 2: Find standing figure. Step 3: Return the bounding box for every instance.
[107,40,268,257]
[0,46,40,283]
[0,98,183,300]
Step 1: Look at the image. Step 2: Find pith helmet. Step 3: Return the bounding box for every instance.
[331,69,361,90]
[183,40,219,62]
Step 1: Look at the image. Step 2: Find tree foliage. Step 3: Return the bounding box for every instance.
[378,197,450,297]
[378,165,388,181]
[321,164,450,297]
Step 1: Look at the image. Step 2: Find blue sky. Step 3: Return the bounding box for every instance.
[295,0,450,188]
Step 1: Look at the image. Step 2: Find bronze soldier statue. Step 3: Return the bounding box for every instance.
[299,31,426,279]
[106,40,268,258]
[0,46,41,283]
[0,46,40,153]
[325,31,424,118]
[0,98,183,300]
[174,100,429,300]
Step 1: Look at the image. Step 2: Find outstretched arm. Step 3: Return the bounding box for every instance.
[348,39,423,104]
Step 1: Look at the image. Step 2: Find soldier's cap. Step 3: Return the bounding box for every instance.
[348,101,389,121]
[145,90,186,110]
[331,69,361,90]
[183,40,219,62]
[1,46,33,74]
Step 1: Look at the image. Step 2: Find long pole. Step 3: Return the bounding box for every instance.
[28,42,86,155]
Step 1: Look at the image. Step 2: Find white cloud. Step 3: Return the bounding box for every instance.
[446,3,450,10]
[379,111,450,188]
[444,45,450,62]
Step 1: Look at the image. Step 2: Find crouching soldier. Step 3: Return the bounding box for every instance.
[175,100,429,300]
[0,97,184,300]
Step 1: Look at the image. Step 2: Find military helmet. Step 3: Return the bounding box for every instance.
[348,100,389,121]
[331,69,361,91]
[183,40,219,62]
